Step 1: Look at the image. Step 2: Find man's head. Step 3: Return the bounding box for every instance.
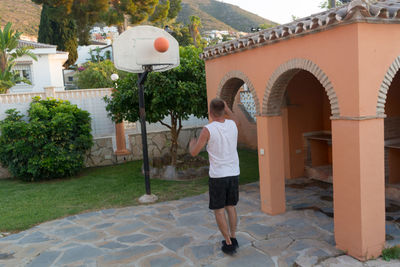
[210,98,225,119]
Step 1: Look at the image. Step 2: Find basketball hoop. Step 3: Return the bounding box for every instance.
[112,26,180,202]
[113,25,180,74]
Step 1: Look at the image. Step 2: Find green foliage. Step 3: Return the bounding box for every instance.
[33,0,108,45]
[382,246,400,261]
[75,60,122,89]
[259,23,275,29]
[38,4,78,67]
[170,23,192,46]
[0,97,93,181]
[319,0,346,9]
[0,22,37,92]
[103,0,161,32]
[104,46,207,165]
[87,47,111,63]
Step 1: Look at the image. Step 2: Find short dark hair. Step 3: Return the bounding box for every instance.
[210,98,225,117]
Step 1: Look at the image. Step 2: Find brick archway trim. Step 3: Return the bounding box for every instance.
[262,58,340,118]
[217,70,261,115]
[377,56,400,117]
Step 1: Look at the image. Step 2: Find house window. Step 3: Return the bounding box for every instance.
[68,76,74,82]
[13,64,33,85]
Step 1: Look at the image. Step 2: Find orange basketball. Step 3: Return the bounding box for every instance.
[154,37,169,53]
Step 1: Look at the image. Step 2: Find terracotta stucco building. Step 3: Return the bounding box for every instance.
[201,0,400,260]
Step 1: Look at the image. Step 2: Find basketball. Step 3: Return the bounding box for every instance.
[154,37,169,53]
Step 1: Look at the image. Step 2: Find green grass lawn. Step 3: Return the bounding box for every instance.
[0,149,259,233]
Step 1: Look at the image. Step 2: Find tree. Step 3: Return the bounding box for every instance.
[188,16,202,48]
[71,0,108,45]
[104,46,207,166]
[319,0,349,9]
[75,60,123,89]
[0,22,37,93]
[170,23,192,46]
[37,4,78,67]
[102,0,163,33]
[33,0,108,46]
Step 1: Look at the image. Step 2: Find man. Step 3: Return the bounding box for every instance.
[189,98,240,255]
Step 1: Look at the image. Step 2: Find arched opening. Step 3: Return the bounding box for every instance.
[382,68,400,243]
[218,72,259,150]
[260,59,338,238]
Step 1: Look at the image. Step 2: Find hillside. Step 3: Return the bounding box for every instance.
[0,0,276,39]
[0,0,41,37]
[178,0,277,32]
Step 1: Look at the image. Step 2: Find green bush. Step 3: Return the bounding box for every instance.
[0,97,93,181]
[74,60,123,89]
[382,246,400,261]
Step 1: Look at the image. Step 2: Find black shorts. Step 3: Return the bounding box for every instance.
[209,175,239,210]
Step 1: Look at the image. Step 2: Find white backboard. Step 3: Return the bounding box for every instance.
[113,26,180,73]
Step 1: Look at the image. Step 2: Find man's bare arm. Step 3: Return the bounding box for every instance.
[189,127,210,156]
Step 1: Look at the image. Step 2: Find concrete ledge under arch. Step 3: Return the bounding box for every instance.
[262,58,340,118]
[217,70,260,116]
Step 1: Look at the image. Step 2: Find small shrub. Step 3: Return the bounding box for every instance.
[382,246,400,261]
[0,97,93,181]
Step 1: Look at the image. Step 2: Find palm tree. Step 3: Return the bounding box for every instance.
[189,16,202,48]
[0,22,37,93]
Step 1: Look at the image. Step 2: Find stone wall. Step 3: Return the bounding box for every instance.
[86,126,203,167]
[0,127,203,179]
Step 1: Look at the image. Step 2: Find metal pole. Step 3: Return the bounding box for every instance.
[137,70,151,195]
[330,0,336,8]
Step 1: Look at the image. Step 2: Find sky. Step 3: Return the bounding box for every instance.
[218,0,325,24]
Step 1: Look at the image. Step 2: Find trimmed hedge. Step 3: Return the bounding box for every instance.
[0,97,93,181]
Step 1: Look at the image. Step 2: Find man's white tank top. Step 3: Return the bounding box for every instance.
[204,119,240,178]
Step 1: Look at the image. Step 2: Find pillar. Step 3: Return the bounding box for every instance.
[114,122,130,156]
[256,115,286,215]
[332,118,385,260]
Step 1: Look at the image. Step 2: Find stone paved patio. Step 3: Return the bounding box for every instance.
[1,179,400,266]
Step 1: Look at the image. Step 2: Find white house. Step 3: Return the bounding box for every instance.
[9,40,68,93]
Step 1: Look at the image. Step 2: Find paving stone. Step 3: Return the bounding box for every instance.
[213,247,274,267]
[55,245,103,265]
[160,236,191,252]
[114,221,146,233]
[101,208,116,215]
[0,252,14,260]
[27,251,61,267]
[187,244,216,260]
[148,255,183,267]
[77,211,100,219]
[176,213,207,227]
[0,232,25,242]
[99,241,128,249]
[94,223,114,229]
[103,245,162,262]
[17,232,51,244]
[179,206,203,214]
[116,234,149,243]
[254,237,293,256]
[243,223,275,239]
[54,226,87,237]
[75,232,100,241]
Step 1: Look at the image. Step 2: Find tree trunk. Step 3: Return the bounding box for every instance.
[170,114,178,166]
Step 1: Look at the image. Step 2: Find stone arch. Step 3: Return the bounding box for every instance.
[262,58,340,117]
[217,70,261,115]
[377,56,400,117]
